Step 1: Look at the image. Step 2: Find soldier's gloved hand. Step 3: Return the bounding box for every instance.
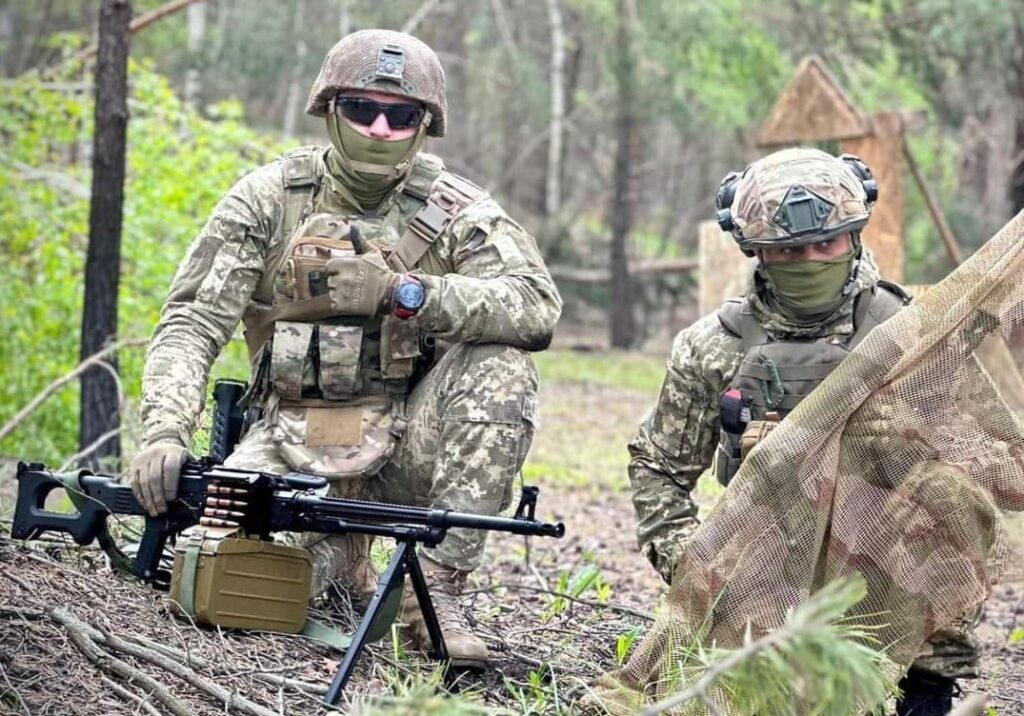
[325,250,400,316]
[129,443,190,516]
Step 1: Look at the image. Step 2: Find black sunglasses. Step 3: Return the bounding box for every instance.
[335,96,426,130]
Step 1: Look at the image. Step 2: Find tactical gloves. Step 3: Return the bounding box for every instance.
[129,442,190,516]
[325,250,401,316]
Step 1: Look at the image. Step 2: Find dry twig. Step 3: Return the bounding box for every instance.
[0,337,147,444]
[100,676,163,716]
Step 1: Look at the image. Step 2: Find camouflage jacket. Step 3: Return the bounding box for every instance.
[629,255,887,581]
[141,147,562,449]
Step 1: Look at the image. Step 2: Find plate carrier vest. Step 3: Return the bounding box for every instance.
[240,147,488,410]
[713,281,910,486]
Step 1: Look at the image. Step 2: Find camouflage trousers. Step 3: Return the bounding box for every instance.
[912,614,981,680]
[224,342,538,594]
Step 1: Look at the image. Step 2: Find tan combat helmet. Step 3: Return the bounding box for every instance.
[306,29,447,137]
[715,147,878,256]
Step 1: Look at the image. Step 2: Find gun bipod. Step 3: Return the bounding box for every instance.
[323,539,449,705]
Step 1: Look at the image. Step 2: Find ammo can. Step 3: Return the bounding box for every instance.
[169,526,312,633]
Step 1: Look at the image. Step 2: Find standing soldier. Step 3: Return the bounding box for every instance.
[628,147,974,714]
[128,30,561,668]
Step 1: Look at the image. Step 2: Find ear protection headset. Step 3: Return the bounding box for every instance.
[715,153,879,256]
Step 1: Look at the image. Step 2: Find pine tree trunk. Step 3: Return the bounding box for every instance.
[79,0,131,469]
[609,0,636,348]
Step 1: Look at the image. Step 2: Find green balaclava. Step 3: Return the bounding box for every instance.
[761,248,856,319]
[324,101,428,212]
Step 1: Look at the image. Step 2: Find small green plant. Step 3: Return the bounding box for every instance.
[615,626,644,665]
[503,662,567,715]
[543,564,602,621]
[1009,628,1024,645]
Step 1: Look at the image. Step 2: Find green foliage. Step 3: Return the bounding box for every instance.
[646,576,894,716]
[0,54,285,464]
[1009,628,1024,645]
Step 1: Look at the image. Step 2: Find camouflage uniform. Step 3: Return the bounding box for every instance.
[629,255,886,581]
[141,144,557,590]
[629,147,979,682]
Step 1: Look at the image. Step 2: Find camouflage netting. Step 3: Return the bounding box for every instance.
[595,211,1024,713]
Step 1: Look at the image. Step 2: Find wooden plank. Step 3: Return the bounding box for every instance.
[699,220,754,316]
[757,56,871,146]
[840,112,905,282]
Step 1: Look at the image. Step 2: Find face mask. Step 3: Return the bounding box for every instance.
[761,249,855,316]
[324,107,427,210]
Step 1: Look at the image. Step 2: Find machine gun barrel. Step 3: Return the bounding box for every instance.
[290,493,565,538]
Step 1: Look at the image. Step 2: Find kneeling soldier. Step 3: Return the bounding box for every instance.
[129,29,561,668]
[628,147,976,714]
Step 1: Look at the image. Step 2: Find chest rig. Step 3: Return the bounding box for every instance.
[713,282,909,486]
[239,147,486,476]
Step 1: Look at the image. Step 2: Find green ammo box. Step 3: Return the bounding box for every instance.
[169,526,313,633]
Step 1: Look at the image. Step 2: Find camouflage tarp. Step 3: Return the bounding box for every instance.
[595,211,1024,713]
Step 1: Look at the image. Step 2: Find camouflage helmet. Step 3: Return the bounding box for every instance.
[715,147,878,256]
[306,30,447,137]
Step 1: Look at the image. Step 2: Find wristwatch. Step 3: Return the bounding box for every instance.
[393,274,426,319]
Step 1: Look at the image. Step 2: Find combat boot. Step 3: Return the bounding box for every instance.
[895,668,958,716]
[308,533,379,609]
[400,555,489,669]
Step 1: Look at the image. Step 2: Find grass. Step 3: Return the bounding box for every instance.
[525,348,725,509]
[532,349,667,394]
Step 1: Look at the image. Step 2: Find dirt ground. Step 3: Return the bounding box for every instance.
[1,369,1023,715]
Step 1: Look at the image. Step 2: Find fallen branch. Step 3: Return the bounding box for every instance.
[100,676,163,716]
[0,337,147,444]
[123,633,328,695]
[53,608,196,716]
[93,624,280,716]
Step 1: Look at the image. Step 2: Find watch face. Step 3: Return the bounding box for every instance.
[396,280,426,310]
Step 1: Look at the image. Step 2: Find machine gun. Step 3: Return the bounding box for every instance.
[12,460,565,705]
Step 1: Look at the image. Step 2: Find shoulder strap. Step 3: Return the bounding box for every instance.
[391,156,488,272]
[849,280,910,349]
[718,298,768,352]
[280,146,324,243]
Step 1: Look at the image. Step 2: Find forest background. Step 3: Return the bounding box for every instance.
[1,0,1023,481]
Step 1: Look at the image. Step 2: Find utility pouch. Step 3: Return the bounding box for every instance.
[287,236,354,301]
[714,434,743,487]
[740,419,779,460]
[318,324,363,399]
[270,321,315,401]
[169,526,312,633]
[380,314,421,380]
